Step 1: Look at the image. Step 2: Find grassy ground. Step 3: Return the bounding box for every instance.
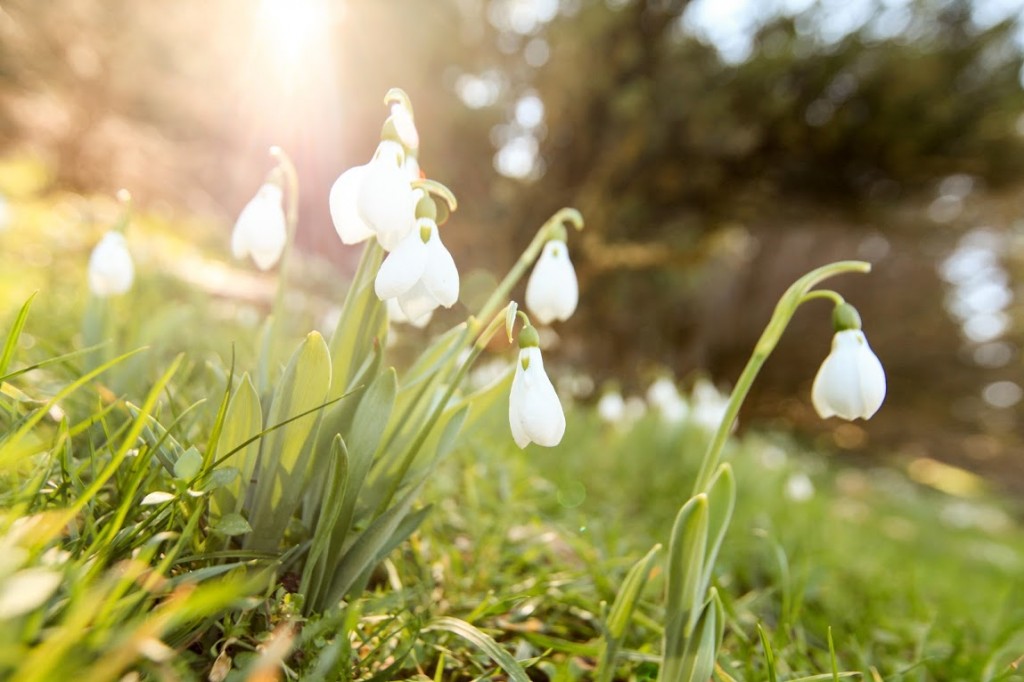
[1,161,1023,681]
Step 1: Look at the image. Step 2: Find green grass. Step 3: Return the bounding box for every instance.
[1,160,1023,681]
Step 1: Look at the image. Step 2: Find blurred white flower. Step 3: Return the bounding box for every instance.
[525,239,578,324]
[386,296,431,328]
[624,395,647,423]
[596,390,625,424]
[784,472,815,502]
[647,376,688,423]
[390,102,420,151]
[88,231,134,297]
[812,329,886,420]
[0,194,9,231]
[231,183,287,271]
[509,345,565,448]
[690,378,730,432]
[374,217,458,324]
[403,155,422,182]
[330,140,417,250]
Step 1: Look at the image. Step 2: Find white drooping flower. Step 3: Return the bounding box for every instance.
[386,296,431,328]
[231,183,287,271]
[330,140,418,251]
[647,376,689,423]
[509,344,566,448]
[88,231,134,297]
[374,217,458,325]
[525,239,579,324]
[596,390,625,424]
[690,378,730,432]
[812,329,886,420]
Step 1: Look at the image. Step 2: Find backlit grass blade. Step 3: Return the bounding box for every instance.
[426,617,532,682]
[0,292,36,377]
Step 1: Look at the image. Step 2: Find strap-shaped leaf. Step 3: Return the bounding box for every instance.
[661,493,709,681]
[425,617,531,682]
[245,332,332,552]
[699,463,735,599]
[597,543,662,682]
[0,293,35,377]
[210,373,262,519]
[328,243,387,401]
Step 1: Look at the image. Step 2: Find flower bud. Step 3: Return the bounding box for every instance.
[525,239,579,325]
[231,183,287,270]
[88,231,134,297]
[812,329,886,420]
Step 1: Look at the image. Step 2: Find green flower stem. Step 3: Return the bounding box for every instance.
[799,289,846,307]
[267,146,300,368]
[473,208,584,326]
[376,304,513,515]
[690,261,870,494]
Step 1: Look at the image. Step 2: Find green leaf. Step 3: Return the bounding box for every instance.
[661,493,709,682]
[300,434,349,608]
[213,512,253,537]
[199,466,239,492]
[210,373,262,518]
[597,543,662,682]
[426,617,531,682]
[0,292,36,378]
[245,331,332,553]
[699,463,735,598]
[173,446,203,481]
[328,243,387,401]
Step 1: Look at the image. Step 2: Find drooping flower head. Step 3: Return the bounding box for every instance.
[88,231,134,297]
[509,323,566,448]
[812,303,886,420]
[525,229,578,325]
[330,90,423,251]
[374,195,459,325]
[232,182,287,271]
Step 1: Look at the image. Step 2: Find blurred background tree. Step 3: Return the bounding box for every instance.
[1,0,1023,487]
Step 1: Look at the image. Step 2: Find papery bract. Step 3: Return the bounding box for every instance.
[525,239,579,324]
[232,183,287,270]
[88,231,134,297]
[390,102,420,151]
[509,346,566,448]
[329,165,375,245]
[812,329,886,420]
[386,296,431,328]
[374,218,458,324]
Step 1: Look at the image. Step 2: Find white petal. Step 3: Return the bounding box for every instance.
[387,297,431,328]
[0,568,62,618]
[403,155,421,182]
[88,232,134,297]
[358,142,416,250]
[525,240,579,324]
[422,223,459,308]
[233,184,287,271]
[508,354,532,448]
[375,231,428,300]
[329,165,375,244]
[396,280,440,324]
[510,347,565,447]
[812,330,886,420]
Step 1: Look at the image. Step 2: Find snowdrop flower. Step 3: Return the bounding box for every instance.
[509,326,565,448]
[812,328,886,420]
[690,378,731,432]
[596,390,625,424]
[525,238,579,324]
[386,296,431,328]
[647,376,689,423]
[88,231,134,297]
[330,140,417,251]
[0,194,9,231]
[374,217,458,325]
[231,183,287,271]
[784,472,815,502]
